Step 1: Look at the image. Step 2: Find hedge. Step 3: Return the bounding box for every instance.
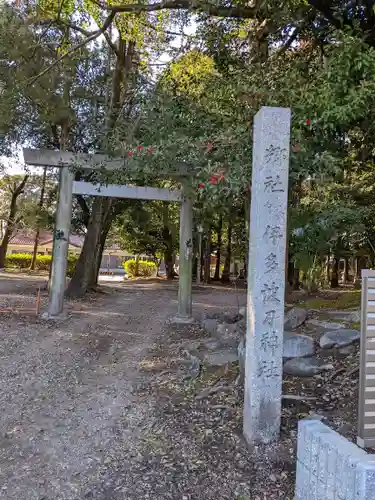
[5,253,78,275]
[123,258,156,277]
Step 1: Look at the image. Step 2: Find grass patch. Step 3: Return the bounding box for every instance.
[349,321,361,331]
[299,290,361,311]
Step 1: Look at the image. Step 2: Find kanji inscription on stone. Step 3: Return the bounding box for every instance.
[243,106,291,445]
[261,283,280,304]
[260,330,279,354]
[264,225,283,245]
[263,309,276,326]
[265,252,278,273]
[264,145,288,165]
[264,175,284,193]
[257,360,279,379]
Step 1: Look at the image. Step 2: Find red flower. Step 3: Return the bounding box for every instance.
[206,142,213,153]
[210,175,219,185]
[147,147,153,153]
[127,151,133,157]
[199,183,205,188]
[305,119,311,125]
[137,145,143,151]
[219,174,225,182]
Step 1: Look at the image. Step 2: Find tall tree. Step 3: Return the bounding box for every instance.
[0,174,29,268]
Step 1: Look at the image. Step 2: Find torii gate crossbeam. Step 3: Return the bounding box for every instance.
[23,149,194,323]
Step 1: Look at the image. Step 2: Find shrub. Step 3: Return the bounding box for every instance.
[123,258,156,277]
[5,252,78,275]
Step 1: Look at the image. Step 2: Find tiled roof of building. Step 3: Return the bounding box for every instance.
[10,230,84,247]
[9,230,121,249]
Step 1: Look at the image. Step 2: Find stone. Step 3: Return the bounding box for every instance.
[337,344,356,356]
[283,357,334,377]
[202,318,218,336]
[326,309,360,322]
[306,319,346,331]
[284,307,308,330]
[283,332,315,359]
[216,322,238,339]
[223,312,242,324]
[180,352,201,379]
[203,347,238,366]
[203,338,221,350]
[243,106,291,445]
[319,328,360,349]
[239,306,246,318]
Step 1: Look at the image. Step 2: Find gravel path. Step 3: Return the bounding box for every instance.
[0,278,254,500]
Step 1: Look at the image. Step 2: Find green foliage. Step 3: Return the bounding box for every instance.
[123,258,156,277]
[116,200,179,259]
[5,252,78,275]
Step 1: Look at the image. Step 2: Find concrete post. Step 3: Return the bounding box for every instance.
[46,167,74,318]
[243,107,291,445]
[175,195,193,323]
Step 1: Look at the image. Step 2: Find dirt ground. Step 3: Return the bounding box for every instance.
[0,274,257,500]
[0,274,362,500]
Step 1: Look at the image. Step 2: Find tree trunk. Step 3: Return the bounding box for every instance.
[343,257,350,284]
[326,254,331,284]
[0,175,28,268]
[90,219,112,287]
[292,267,300,290]
[213,215,222,280]
[354,256,366,288]
[67,36,136,294]
[204,226,212,283]
[330,256,339,288]
[0,225,12,269]
[287,258,294,287]
[66,197,112,297]
[222,220,232,283]
[30,166,47,270]
[162,202,175,279]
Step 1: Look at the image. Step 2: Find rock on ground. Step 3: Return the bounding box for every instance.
[202,318,219,336]
[319,328,360,349]
[325,309,360,322]
[283,356,334,376]
[284,307,308,330]
[216,322,239,339]
[338,344,356,356]
[203,348,238,366]
[283,332,315,359]
[306,319,346,331]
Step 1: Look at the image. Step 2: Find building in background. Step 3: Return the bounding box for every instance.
[7,230,136,270]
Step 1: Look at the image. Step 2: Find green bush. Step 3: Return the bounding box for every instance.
[123,258,156,277]
[5,253,78,275]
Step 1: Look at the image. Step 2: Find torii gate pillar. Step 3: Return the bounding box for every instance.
[174,195,194,323]
[46,167,74,318]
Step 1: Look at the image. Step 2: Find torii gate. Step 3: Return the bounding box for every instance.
[23,148,194,323]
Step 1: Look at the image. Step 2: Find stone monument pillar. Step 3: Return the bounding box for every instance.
[243,106,291,444]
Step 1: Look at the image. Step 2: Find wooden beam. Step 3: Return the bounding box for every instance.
[73,181,182,202]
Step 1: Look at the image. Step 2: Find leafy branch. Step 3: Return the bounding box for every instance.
[27,11,116,86]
